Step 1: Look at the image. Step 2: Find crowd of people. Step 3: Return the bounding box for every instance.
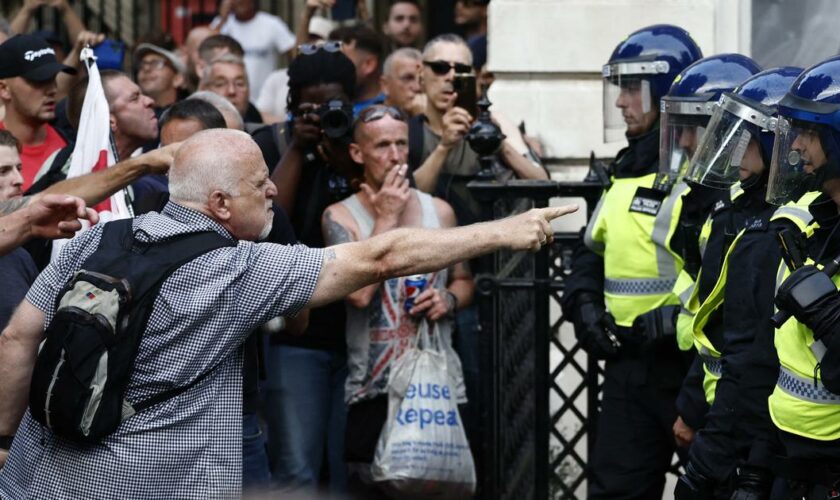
[0,0,560,499]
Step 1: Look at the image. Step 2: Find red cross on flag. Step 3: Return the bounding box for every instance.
[51,47,133,260]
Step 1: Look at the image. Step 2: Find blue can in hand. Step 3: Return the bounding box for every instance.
[404,275,428,313]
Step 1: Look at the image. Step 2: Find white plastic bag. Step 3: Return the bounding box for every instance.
[371,320,476,499]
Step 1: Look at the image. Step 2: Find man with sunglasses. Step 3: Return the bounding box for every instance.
[406,33,549,476]
[322,104,474,498]
[409,34,548,223]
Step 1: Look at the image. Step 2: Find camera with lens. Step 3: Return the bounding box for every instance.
[316,100,354,139]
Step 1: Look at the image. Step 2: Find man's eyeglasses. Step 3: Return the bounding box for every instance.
[138,58,169,72]
[423,60,472,76]
[298,41,343,56]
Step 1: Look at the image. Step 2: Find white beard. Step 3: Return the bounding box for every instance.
[258,218,274,241]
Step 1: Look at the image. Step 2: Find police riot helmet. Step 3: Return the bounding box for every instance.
[659,54,762,185]
[686,67,802,190]
[767,55,840,205]
[602,24,703,143]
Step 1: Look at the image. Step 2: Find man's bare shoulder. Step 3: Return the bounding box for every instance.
[322,201,360,244]
[430,195,457,228]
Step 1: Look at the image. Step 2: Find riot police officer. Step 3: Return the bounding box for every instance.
[763,55,840,499]
[672,67,805,500]
[649,55,765,462]
[561,24,702,499]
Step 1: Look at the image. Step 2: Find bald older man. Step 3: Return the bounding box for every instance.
[0,129,575,497]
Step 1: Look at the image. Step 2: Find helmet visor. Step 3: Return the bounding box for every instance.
[767,117,825,205]
[686,94,776,189]
[659,98,715,184]
[602,71,653,143]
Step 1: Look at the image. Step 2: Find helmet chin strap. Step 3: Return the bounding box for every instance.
[739,170,766,193]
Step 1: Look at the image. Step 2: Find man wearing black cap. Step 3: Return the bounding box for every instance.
[0,34,75,192]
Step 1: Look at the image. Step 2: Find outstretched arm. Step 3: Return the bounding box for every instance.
[41,143,179,207]
[0,194,97,255]
[308,205,577,309]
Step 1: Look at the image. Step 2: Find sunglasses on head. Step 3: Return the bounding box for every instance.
[423,60,473,76]
[356,105,406,125]
[298,41,343,56]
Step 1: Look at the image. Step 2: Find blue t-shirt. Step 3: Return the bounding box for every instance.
[0,248,38,330]
[353,93,386,117]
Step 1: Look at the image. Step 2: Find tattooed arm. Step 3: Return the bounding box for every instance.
[321,204,381,308]
[0,194,98,256]
[308,203,579,309]
[0,196,31,217]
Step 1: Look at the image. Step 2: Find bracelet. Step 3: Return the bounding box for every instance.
[443,290,458,317]
[0,435,14,450]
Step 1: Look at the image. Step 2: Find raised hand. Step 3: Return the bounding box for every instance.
[27,194,99,240]
[360,164,411,223]
[440,106,473,148]
[142,142,182,175]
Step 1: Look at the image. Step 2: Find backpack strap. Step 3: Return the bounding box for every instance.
[273,121,289,160]
[89,219,234,304]
[88,219,236,417]
[408,114,425,173]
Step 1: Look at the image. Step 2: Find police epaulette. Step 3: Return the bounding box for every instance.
[742,215,769,232]
[710,199,730,217]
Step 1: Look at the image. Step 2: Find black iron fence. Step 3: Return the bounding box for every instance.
[469,178,603,500]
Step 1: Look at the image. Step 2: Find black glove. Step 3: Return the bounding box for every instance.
[775,265,840,341]
[572,292,621,359]
[632,305,680,345]
[729,465,772,500]
[675,462,716,500]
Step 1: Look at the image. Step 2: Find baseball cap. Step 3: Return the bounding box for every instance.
[308,16,336,41]
[0,34,76,81]
[134,43,185,74]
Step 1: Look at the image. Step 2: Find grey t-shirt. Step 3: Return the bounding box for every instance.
[421,124,480,177]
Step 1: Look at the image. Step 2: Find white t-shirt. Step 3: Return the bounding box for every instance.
[256,69,290,120]
[218,12,296,97]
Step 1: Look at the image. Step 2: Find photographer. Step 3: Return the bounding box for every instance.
[250,46,358,493]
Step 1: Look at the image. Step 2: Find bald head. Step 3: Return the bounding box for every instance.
[169,129,261,204]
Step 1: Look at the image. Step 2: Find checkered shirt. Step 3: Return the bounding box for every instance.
[0,202,323,499]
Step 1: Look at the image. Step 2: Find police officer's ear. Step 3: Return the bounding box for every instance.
[0,79,9,101]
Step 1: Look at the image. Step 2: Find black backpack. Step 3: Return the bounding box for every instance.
[29,218,234,443]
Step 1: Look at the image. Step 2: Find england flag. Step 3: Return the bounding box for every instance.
[51,47,133,259]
